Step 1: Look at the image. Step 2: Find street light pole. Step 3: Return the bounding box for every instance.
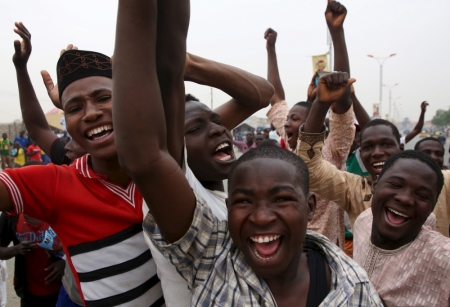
[367,53,396,119]
[383,83,399,121]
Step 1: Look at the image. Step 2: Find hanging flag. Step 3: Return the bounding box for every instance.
[373,103,380,118]
[312,54,330,74]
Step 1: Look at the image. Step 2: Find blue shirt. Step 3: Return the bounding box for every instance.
[13,136,28,148]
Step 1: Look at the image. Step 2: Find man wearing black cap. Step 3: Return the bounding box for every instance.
[6,22,164,307]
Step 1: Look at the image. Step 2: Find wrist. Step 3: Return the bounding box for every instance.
[266,45,276,52]
[328,26,344,35]
[15,65,28,73]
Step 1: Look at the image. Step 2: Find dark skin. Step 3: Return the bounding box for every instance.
[255,135,265,146]
[416,140,444,169]
[227,159,330,307]
[113,3,331,305]
[266,0,351,149]
[185,101,235,191]
[246,132,255,146]
[12,23,86,160]
[371,159,437,250]
[359,126,403,180]
[284,105,310,150]
[404,102,428,144]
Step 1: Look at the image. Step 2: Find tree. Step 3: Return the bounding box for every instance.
[431,108,450,127]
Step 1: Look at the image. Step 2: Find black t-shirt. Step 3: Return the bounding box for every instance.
[50,138,72,166]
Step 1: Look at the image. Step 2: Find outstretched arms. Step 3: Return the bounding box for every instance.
[185,53,273,132]
[405,101,428,143]
[113,0,194,243]
[264,28,285,105]
[12,23,58,156]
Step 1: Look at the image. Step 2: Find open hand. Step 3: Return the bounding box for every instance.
[12,22,32,68]
[15,241,38,256]
[40,44,78,109]
[421,101,429,112]
[45,259,65,284]
[325,0,347,30]
[316,72,355,104]
[264,28,278,48]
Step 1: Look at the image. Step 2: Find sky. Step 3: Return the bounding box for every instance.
[0,0,449,125]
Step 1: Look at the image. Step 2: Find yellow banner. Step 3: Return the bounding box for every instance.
[312,54,330,74]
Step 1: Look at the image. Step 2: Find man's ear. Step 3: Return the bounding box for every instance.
[307,192,316,221]
[399,143,404,151]
[371,176,379,194]
[225,198,230,208]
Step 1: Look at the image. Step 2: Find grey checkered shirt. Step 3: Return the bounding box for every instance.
[144,196,383,306]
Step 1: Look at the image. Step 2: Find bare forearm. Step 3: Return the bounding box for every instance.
[156,2,189,166]
[351,92,371,129]
[15,67,56,153]
[266,46,285,104]
[330,28,351,114]
[0,246,18,260]
[185,53,273,129]
[113,0,166,172]
[304,99,330,133]
[406,110,426,143]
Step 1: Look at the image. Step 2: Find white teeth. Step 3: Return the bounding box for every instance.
[215,143,229,152]
[388,208,409,218]
[373,162,385,167]
[87,125,113,137]
[250,235,281,243]
[220,155,232,161]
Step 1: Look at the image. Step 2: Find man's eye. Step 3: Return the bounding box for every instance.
[98,96,111,102]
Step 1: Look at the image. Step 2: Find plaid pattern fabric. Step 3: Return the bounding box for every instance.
[144,195,383,306]
[354,208,450,306]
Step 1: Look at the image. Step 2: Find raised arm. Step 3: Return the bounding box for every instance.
[405,101,428,143]
[185,53,273,132]
[351,86,371,129]
[12,23,57,155]
[326,0,351,114]
[263,28,285,105]
[113,0,194,243]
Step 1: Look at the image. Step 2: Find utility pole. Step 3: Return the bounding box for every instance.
[210,87,213,109]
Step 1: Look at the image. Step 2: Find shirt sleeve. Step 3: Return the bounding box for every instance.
[266,100,289,141]
[322,106,355,170]
[143,195,230,290]
[232,140,245,151]
[0,165,61,224]
[296,127,371,226]
[49,138,72,166]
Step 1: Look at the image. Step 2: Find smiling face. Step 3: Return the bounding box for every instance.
[360,125,403,179]
[227,158,315,279]
[185,101,235,182]
[61,76,115,161]
[416,140,444,169]
[284,105,310,150]
[371,159,437,250]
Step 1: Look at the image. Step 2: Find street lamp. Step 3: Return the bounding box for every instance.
[367,53,396,119]
[383,83,399,121]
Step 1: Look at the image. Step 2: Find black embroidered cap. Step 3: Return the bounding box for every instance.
[57,50,112,102]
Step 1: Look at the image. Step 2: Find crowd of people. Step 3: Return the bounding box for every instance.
[0,0,449,306]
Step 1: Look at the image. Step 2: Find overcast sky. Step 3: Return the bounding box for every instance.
[1,0,449,124]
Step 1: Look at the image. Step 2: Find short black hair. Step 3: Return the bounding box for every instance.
[379,150,444,203]
[185,94,200,102]
[414,137,444,152]
[293,101,313,112]
[360,119,401,144]
[255,133,264,138]
[229,146,309,194]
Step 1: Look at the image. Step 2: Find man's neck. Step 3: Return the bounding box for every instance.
[200,180,224,192]
[247,141,254,147]
[91,155,131,187]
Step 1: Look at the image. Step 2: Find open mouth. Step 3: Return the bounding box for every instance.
[248,235,282,260]
[372,161,385,172]
[385,207,410,225]
[213,142,234,162]
[86,124,113,141]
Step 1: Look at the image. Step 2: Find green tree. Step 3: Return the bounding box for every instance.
[431,108,450,127]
